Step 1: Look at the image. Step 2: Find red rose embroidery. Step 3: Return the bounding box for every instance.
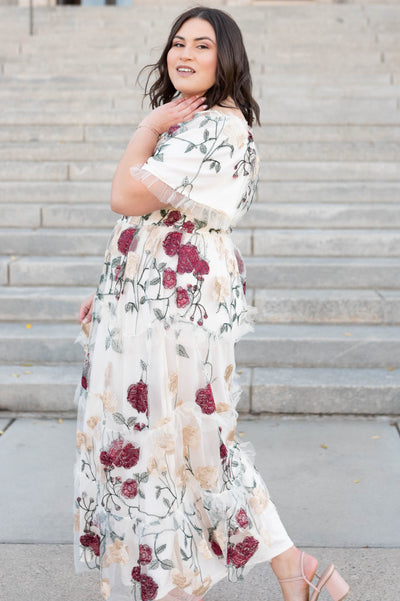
[164,210,181,226]
[140,574,159,601]
[220,443,228,459]
[234,248,244,274]
[168,124,180,136]
[195,383,216,414]
[182,221,194,233]
[236,508,249,528]
[139,544,152,565]
[177,243,200,274]
[127,380,148,414]
[176,286,190,308]
[118,228,138,255]
[131,565,141,581]
[102,439,140,469]
[80,532,100,556]
[162,268,177,289]
[81,375,88,390]
[194,259,209,276]
[211,540,223,556]
[134,422,147,431]
[227,536,259,568]
[121,478,138,498]
[162,231,182,256]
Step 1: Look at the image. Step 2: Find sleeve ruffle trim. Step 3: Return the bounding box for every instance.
[129,164,234,231]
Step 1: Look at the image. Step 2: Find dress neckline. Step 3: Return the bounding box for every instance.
[197,108,252,131]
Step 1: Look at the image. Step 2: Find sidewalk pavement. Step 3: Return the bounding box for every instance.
[0,413,399,601]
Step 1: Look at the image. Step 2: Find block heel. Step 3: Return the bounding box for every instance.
[324,567,351,601]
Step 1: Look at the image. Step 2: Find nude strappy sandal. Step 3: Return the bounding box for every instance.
[278,550,350,601]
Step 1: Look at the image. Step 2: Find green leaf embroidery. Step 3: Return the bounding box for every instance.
[112,412,126,425]
[177,344,189,358]
[154,308,164,320]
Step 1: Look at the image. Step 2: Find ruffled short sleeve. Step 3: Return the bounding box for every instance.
[129,111,259,230]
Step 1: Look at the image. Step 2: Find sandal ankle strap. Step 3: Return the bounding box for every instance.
[278,551,320,594]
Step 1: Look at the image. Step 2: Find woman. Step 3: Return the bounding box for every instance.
[73,7,350,601]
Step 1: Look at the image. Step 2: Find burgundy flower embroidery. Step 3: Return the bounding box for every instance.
[227,536,259,568]
[162,231,182,256]
[236,508,249,528]
[131,565,141,581]
[211,540,223,556]
[195,383,216,415]
[118,228,138,255]
[243,281,247,295]
[140,574,159,601]
[220,443,228,460]
[194,259,209,276]
[176,286,190,308]
[134,422,147,431]
[177,243,200,274]
[234,248,244,274]
[121,478,138,498]
[182,221,194,233]
[127,380,148,414]
[80,532,100,556]
[100,439,140,469]
[167,124,180,136]
[139,544,152,565]
[81,375,88,390]
[162,268,177,289]
[164,210,181,226]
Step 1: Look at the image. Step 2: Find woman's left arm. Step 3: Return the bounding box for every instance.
[110,95,207,216]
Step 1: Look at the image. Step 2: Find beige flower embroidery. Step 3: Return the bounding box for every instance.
[227,427,236,444]
[226,254,239,276]
[73,511,80,533]
[260,527,274,547]
[215,234,227,259]
[154,416,172,429]
[182,424,200,448]
[214,276,230,303]
[100,578,112,600]
[224,364,233,383]
[125,251,140,279]
[154,429,176,454]
[214,521,226,548]
[175,464,186,487]
[197,538,212,560]
[194,466,218,489]
[86,415,99,429]
[171,567,194,588]
[144,228,163,256]
[109,223,124,254]
[147,455,167,476]
[101,389,118,413]
[104,362,112,388]
[249,486,269,514]
[216,402,231,413]
[76,431,87,448]
[169,372,178,394]
[102,539,130,567]
[192,574,212,596]
[223,120,248,149]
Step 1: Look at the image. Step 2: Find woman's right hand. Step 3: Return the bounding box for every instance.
[79,291,96,324]
[139,94,207,136]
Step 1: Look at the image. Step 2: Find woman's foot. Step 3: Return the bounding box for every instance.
[271,546,319,601]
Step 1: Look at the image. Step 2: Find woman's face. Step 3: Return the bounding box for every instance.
[167,17,217,98]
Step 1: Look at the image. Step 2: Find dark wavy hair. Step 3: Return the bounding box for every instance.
[136,6,261,127]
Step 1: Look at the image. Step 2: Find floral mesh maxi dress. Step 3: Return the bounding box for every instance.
[73,109,294,601]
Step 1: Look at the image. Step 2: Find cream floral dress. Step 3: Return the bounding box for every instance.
[73,109,293,601]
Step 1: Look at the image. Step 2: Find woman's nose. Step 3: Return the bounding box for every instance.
[179,45,194,60]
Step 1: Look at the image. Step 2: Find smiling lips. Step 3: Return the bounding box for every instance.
[177,66,196,75]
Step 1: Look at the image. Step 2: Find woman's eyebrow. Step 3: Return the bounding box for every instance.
[173,35,216,44]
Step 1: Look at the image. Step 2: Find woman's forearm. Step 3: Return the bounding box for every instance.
[110,126,172,216]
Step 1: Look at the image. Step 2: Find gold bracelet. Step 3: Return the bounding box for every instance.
[136,124,161,137]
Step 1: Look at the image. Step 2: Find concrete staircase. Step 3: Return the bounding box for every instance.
[1,3,399,415]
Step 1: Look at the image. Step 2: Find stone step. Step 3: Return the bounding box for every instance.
[0,364,398,415]
[2,202,400,230]
[0,322,399,368]
[0,286,399,324]
[2,180,400,204]
[0,228,251,256]
[258,181,400,203]
[2,160,400,183]
[2,140,400,162]
[1,124,400,145]
[253,229,400,257]
[2,107,400,126]
[253,289,400,324]
[6,256,400,290]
